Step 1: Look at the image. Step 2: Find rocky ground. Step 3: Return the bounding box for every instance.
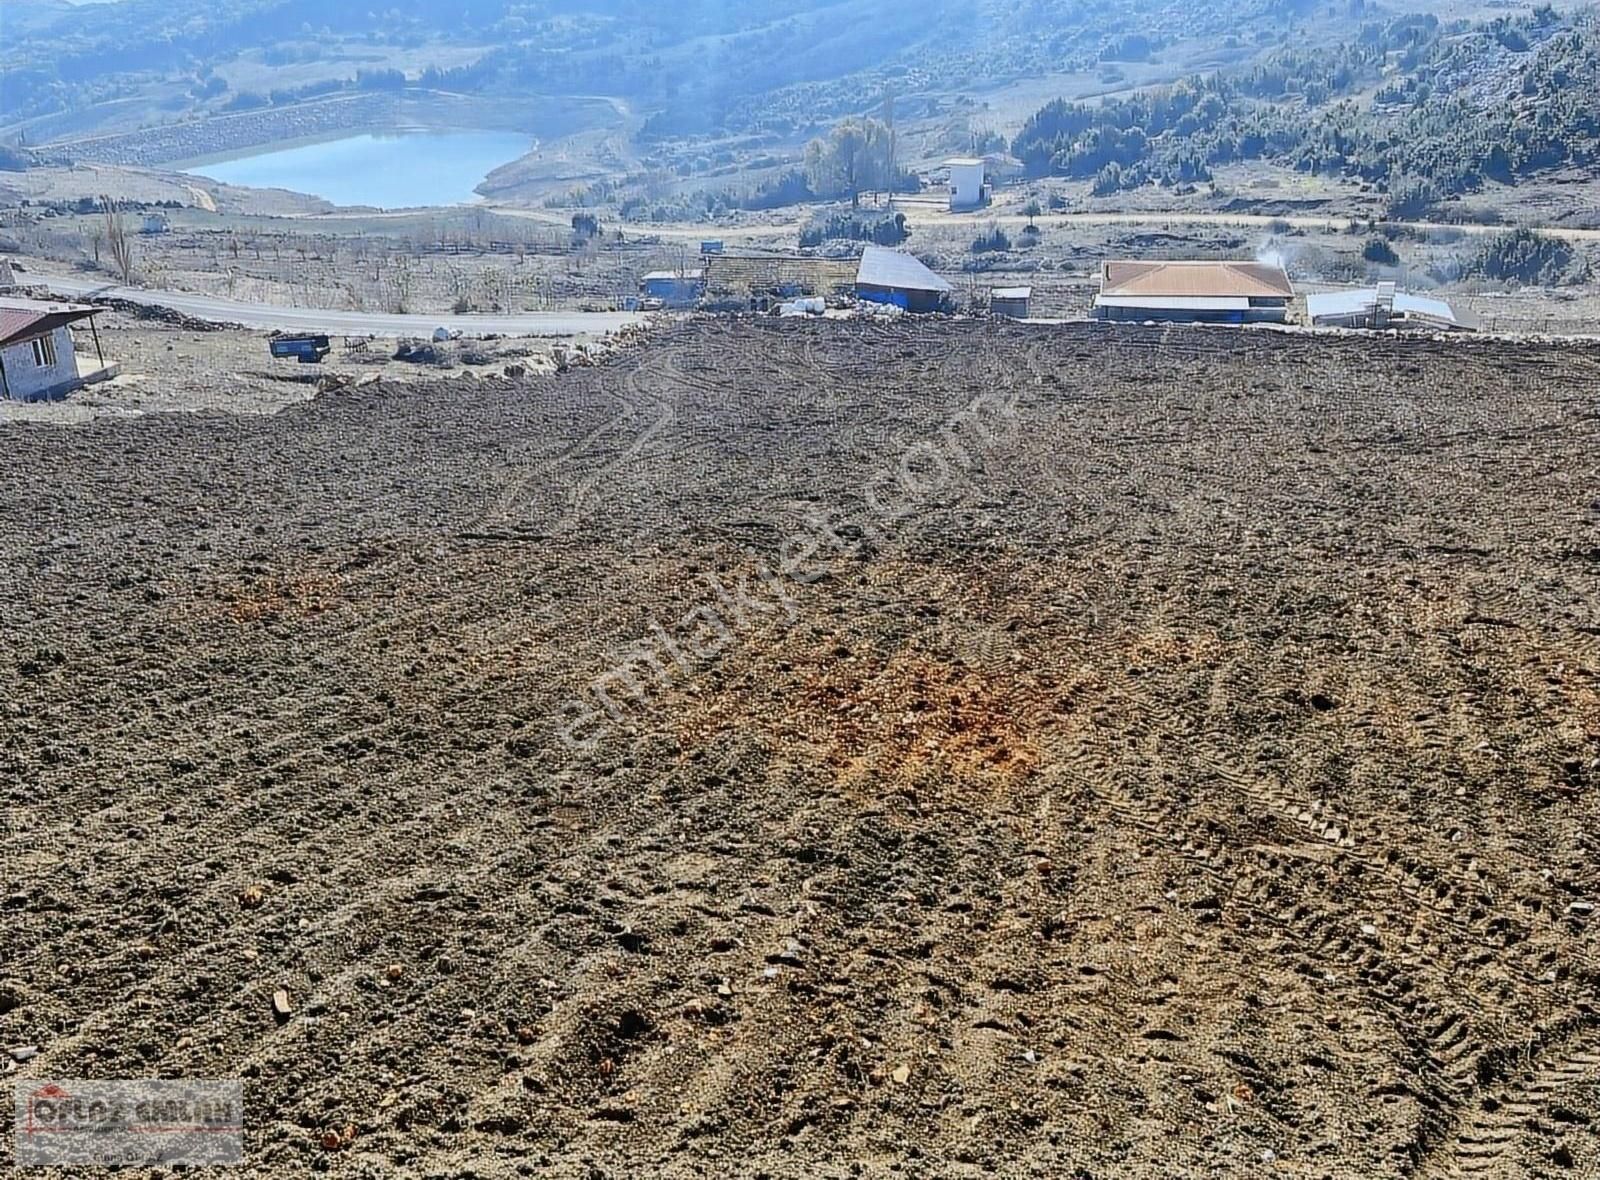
[1,318,1599,1178]
[0,306,613,425]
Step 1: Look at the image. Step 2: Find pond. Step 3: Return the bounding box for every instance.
[184,130,532,208]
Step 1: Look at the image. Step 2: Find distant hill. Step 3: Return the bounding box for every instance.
[1011,5,1600,213]
[0,0,1350,138]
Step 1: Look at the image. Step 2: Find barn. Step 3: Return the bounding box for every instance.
[0,297,115,401]
[1094,260,1294,324]
[855,246,954,313]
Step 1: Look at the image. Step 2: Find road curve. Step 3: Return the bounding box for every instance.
[33,273,645,338]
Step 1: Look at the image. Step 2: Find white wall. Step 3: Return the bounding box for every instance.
[1,327,78,400]
[949,163,985,209]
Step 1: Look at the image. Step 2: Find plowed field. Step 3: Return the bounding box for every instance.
[3,318,1600,1178]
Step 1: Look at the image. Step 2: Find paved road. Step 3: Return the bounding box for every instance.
[475,202,1600,244]
[939,210,1600,241]
[33,273,645,338]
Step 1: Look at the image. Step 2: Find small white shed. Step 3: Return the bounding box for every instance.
[990,286,1032,318]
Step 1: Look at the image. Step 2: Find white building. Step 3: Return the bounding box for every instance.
[1305,285,1481,332]
[990,286,1032,318]
[1093,260,1294,324]
[0,298,116,401]
[944,157,986,211]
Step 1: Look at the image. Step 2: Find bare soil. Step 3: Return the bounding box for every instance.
[0,310,592,425]
[2,318,1599,1178]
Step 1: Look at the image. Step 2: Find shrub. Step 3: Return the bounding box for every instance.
[1385,175,1441,220]
[1468,228,1585,285]
[1362,236,1400,265]
[971,224,1011,253]
[799,211,908,248]
[741,169,815,211]
[1091,163,1124,196]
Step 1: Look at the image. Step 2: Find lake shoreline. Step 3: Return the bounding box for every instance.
[168,123,445,171]
[183,129,537,209]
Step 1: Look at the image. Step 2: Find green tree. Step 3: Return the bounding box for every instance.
[803,118,899,207]
[1470,228,1584,285]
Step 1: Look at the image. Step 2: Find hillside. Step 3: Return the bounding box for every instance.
[1011,6,1600,215]
[0,0,1425,161]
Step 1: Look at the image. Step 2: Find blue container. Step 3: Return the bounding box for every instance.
[268,335,331,364]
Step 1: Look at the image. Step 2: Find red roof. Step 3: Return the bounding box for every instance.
[1100,260,1294,299]
[0,300,99,348]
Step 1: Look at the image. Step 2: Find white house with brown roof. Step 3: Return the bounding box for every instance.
[1094,260,1294,324]
[0,297,116,401]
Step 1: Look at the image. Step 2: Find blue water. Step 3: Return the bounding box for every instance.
[186,130,531,208]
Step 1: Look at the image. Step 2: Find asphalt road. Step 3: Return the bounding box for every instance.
[32,273,645,338]
[476,203,1600,243]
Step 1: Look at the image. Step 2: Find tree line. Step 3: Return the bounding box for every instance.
[1011,7,1599,213]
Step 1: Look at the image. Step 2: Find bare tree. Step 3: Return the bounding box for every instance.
[385,257,415,314]
[101,195,134,284]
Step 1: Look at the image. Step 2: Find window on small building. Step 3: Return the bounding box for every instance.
[30,335,57,368]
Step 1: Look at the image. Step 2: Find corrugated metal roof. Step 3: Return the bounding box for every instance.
[1101,260,1293,299]
[1304,288,1382,319]
[641,269,704,282]
[0,297,98,348]
[1395,291,1480,330]
[1094,294,1252,310]
[991,287,1032,299]
[856,246,953,294]
[943,157,985,167]
[1306,287,1481,330]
